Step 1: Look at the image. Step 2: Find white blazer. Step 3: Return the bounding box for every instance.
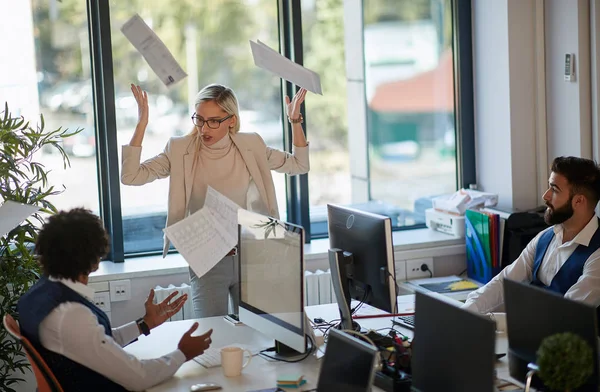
[121,132,310,257]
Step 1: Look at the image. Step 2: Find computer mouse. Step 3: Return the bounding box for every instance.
[190,382,222,391]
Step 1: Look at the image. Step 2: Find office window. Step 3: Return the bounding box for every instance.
[2,0,472,261]
[300,0,350,236]
[302,0,458,236]
[109,1,284,254]
[1,0,100,214]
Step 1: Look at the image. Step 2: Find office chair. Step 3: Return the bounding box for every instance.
[2,314,64,392]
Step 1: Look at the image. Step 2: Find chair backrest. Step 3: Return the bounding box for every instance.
[2,314,64,392]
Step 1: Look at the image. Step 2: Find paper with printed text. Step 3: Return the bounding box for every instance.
[163,187,239,278]
[121,14,187,87]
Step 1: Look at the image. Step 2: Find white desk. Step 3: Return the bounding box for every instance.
[125,303,518,392]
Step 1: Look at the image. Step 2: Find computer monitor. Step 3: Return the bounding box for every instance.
[316,328,379,392]
[411,291,496,392]
[327,204,397,318]
[504,279,599,391]
[237,209,307,357]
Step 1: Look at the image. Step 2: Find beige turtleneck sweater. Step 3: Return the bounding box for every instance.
[188,133,251,214]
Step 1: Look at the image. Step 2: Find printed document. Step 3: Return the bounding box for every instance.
[250,39,322,94]
[121,14,187,87]
[163,187,239,278]
[0,201,39,238]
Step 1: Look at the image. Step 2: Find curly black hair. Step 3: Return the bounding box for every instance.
[35,208,110,281]
[551,156,600,207]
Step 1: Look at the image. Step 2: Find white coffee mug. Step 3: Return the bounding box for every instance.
[220,346,252,377]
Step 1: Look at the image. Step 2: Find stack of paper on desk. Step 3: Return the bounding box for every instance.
[276,374,306,388]
[250,39,322,94]
[163,187,239,279]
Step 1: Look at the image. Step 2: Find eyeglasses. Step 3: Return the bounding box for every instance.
[191,114,233,129]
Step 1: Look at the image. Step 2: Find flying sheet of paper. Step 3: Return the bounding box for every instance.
[204,186,239,237]
[250,39,322,95]
[121,14,187,87]
[0,201,40,238]
[163,187,239,279]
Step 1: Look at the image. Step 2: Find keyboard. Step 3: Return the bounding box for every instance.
[393,315,415,330]
[193,344,263,368]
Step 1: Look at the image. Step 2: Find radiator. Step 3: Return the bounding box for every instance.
[304,269,336,306]
[153,284,195,321]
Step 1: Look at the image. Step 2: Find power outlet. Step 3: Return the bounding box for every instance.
[109,279,131,302]
[93,291,111,312]
[406,258,434,280]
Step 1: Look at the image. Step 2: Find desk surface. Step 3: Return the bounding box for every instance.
[125,303,515,392]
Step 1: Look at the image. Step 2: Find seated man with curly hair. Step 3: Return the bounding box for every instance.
[18,208,213,391]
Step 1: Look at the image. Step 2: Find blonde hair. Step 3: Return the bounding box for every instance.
[190,84,240,135]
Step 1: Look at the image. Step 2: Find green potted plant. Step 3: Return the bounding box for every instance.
[530,332,594,392]
[0,103,81,391]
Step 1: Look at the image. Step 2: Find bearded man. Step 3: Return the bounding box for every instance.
[462,156,600,322]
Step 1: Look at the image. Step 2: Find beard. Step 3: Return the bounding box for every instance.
[544,197,574,225]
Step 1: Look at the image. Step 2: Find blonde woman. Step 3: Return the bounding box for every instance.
[121,83,310,318]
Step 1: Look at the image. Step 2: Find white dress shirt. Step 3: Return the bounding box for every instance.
[462,215,600,314]
[39,277,186,391]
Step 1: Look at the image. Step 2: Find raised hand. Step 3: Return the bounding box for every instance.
[178,324,213,361]
[142,289,188,330]
[285,88,307,121]
[131,84,149,126]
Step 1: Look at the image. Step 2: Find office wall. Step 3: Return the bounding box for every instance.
[473,0,597,211]
[105,252,466,326]
[109,272,190,326]
[472,0,512,208]
[506,0,538,208]
[472,0,538,211]
[592,1,600,161]
[545,0,592,161]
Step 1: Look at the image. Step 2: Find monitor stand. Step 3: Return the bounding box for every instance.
[329,248,361,332]
[334,319,361,332]
[270,341,307,361]
[264,314,316,361]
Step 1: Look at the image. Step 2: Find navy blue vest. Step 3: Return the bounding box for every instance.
[531,221,600,328]
[531,221,600,294]
[18,277,127,392]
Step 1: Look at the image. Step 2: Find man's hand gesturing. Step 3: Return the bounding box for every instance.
[178,323,213,361]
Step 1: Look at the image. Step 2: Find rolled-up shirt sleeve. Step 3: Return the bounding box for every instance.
[264,137,310,175]
[565,249,600,307]
[121,141,172,186]
[111,321,141,347]
[462,230,540,314]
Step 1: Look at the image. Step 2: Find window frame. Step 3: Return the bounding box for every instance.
[88,0,124,261]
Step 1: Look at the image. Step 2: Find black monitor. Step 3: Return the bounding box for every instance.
[327,204,397,328]
[237,209,307,358]
[411,291,496,392]
[316,328,379,392]
[504,279,599,391]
